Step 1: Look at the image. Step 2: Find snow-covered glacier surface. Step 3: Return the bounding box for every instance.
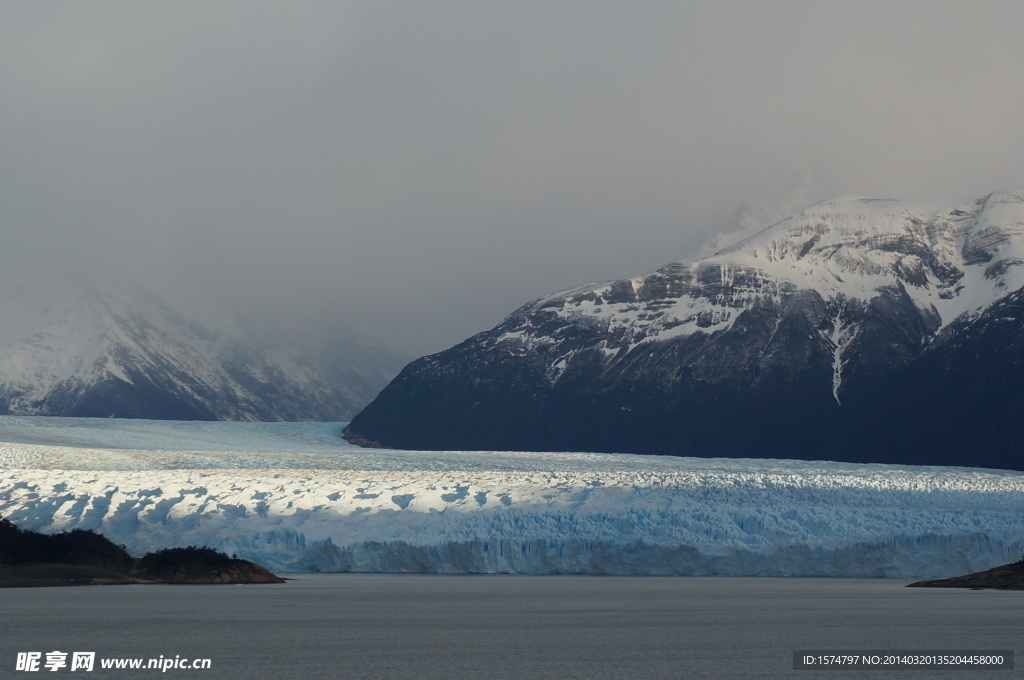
[1,416,1022,577]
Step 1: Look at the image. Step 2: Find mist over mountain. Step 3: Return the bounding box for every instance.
[6,4,1024,359]
[347,190,1024,470]
[0,277,406,421]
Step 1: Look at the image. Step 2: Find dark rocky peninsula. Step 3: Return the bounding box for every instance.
[907,559,1024,590]
[0,516,284,587]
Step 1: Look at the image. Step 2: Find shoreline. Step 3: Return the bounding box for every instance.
[0,564,137,588]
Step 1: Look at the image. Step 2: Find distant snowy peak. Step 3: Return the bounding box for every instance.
[507,190,1024,351]
[0,279,403,421]
[0,281,158,402]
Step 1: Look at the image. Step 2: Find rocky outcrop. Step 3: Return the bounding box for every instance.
[129,547,285,584]
[907,559,1024,589]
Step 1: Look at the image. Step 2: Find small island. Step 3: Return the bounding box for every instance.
[0,516,284,587]
[907,558,1024,590]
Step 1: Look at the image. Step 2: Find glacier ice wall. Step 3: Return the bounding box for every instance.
[3,461,1023,577]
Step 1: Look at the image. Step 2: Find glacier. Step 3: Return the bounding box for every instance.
[1,416,1022,577]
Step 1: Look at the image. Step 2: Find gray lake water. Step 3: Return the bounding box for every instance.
[1,575,1021,679]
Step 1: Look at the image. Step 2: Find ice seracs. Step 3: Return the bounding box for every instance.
[1,419,1022,577]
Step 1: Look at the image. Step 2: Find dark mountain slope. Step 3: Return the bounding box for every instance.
[346,191,1024,469]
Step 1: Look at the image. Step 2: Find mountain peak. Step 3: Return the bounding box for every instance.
[346,189,1024,469]
[703,190,1024,329]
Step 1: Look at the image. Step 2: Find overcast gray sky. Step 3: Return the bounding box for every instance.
[3,1,1024,355]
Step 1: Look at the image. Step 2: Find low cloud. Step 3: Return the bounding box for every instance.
[3,2,1024,355]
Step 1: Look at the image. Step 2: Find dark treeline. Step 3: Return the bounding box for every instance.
[0,516,132,571]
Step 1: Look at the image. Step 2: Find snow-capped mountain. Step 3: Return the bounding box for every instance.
[0,278,405,421]
[346,190,1024,470]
